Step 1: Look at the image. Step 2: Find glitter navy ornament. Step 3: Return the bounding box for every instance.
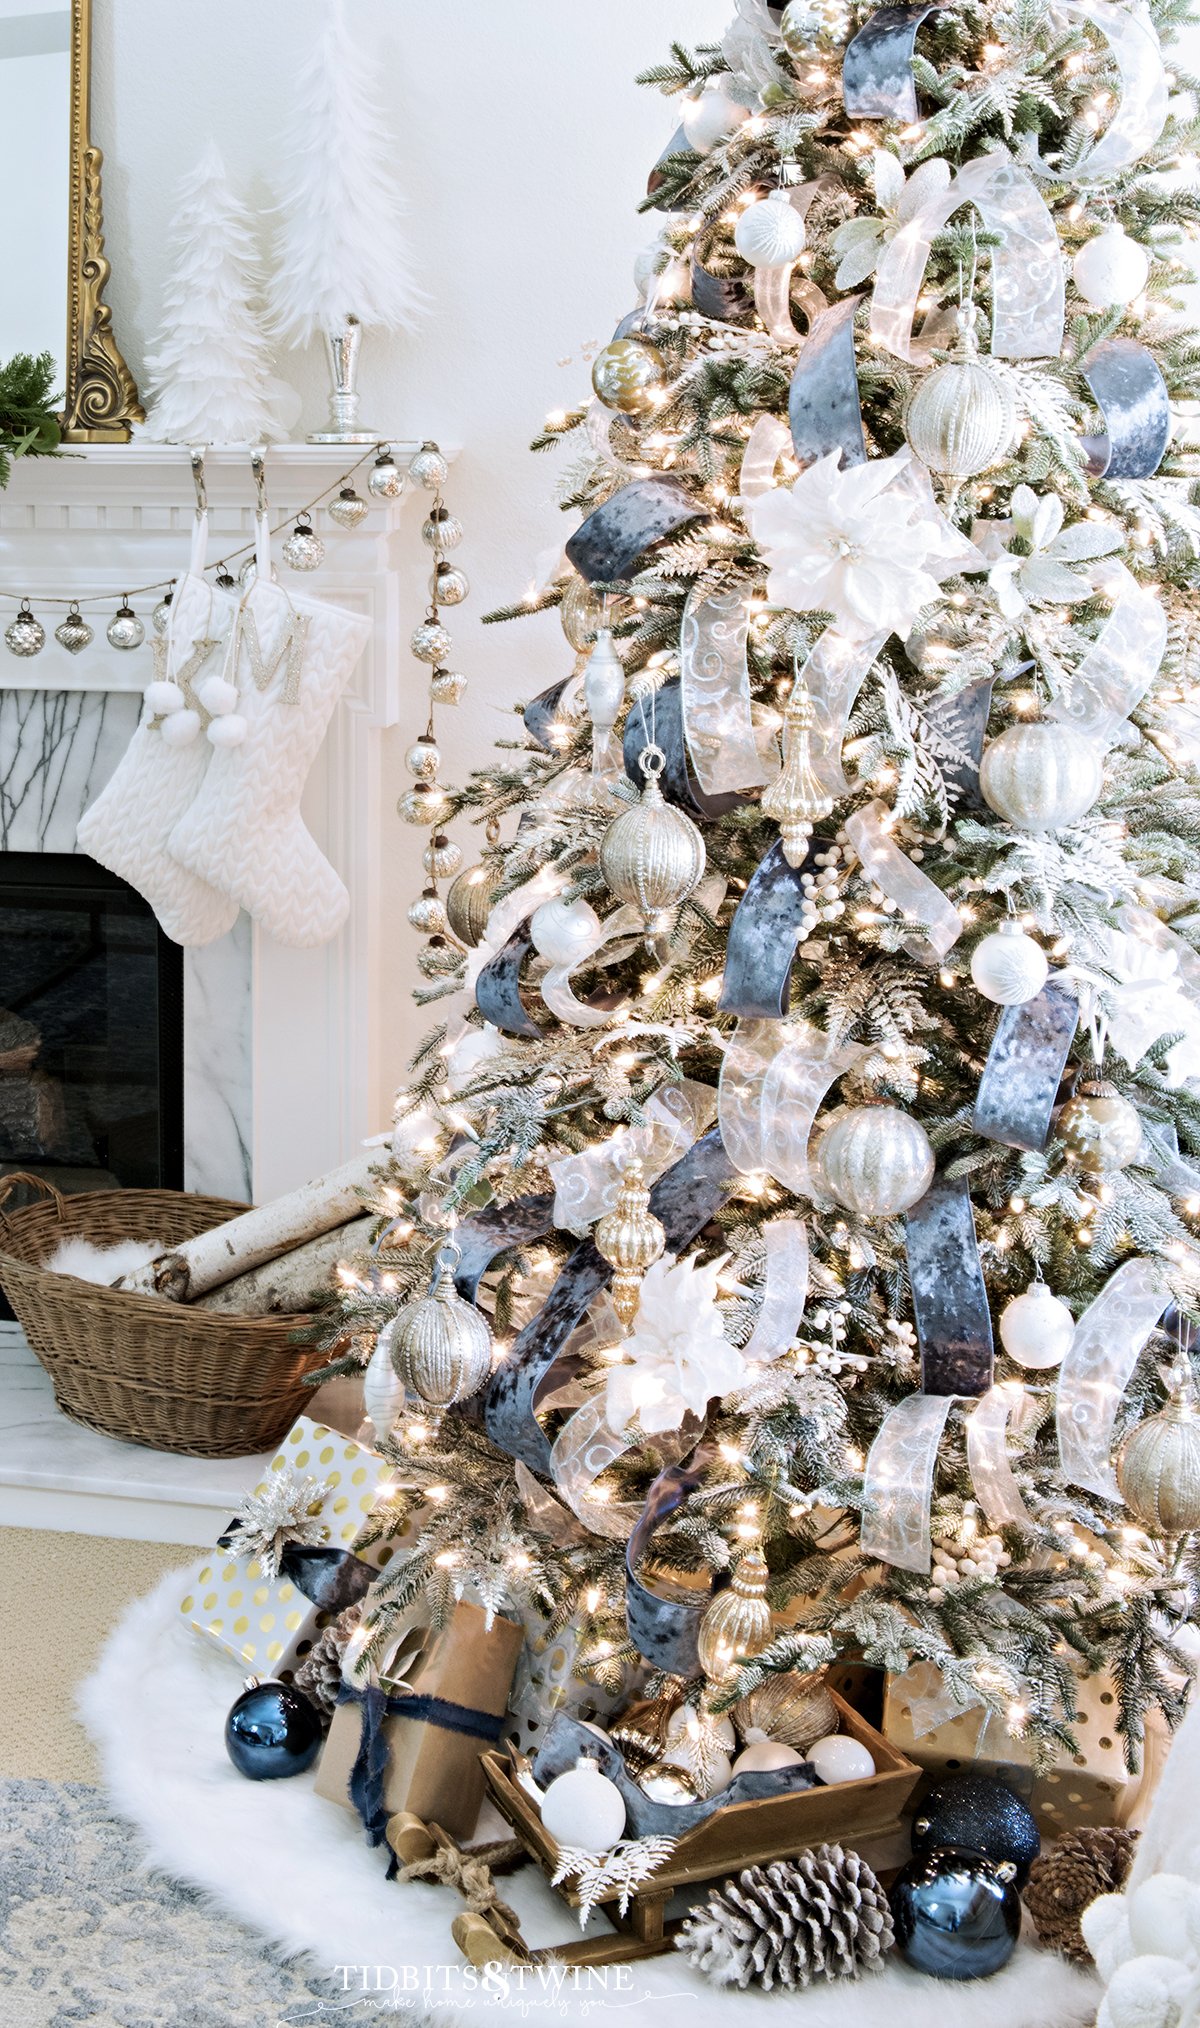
[912,1773,1041,1886]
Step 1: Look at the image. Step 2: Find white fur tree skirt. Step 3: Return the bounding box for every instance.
[79,1568,1103,2025]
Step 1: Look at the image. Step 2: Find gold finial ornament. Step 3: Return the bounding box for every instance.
[762,681,834,868]
[388,1243,494,1427]
[593,1159,667,1329]
[1116,1356,1200,1538]
[697,1548,774,1683]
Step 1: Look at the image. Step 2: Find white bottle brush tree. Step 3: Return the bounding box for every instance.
[267,0,425,430]
[141,143,280,446]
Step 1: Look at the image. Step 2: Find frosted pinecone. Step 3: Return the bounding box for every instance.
[677,1843,894,1990]
[293,1604,362,1721]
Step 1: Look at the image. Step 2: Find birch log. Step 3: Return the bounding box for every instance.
[116,1151,380,1302]
[194,1217,376,1317]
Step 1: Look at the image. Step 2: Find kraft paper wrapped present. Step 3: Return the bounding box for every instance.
[315,1600,524,1843]
[178,1417,401,1679]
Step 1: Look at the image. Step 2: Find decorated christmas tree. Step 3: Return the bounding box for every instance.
[321,0,1200,1794]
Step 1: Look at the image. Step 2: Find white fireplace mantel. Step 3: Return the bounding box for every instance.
[0,440,448,1203]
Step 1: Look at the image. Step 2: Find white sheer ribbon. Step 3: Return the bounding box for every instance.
[718,1019,866,1193]
[845,800,964,963]
[1046,558,1168,746]
[967,1382,1035,1529]
[548,1079,718,1235]
[680,585,771,797]
[744,1217,810,1362]
[1056,1256,1172,1499]
[1050,0,1168,184]
[861,1391,958,1573]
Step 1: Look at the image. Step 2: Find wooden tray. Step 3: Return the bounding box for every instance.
[463,1690,920,1966]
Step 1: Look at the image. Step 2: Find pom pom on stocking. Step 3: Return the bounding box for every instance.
[161,708,202,748]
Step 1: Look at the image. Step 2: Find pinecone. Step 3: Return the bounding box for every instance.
[1024,1826,1139,1964]
[676,1843,895,1991]
[292,1604,362,1722]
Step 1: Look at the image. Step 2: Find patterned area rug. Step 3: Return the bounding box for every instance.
[0,1778,336,2028]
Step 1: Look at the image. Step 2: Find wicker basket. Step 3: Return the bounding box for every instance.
[0,1173,318,1459]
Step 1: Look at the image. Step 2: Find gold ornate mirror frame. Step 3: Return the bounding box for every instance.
[64,0,142,439]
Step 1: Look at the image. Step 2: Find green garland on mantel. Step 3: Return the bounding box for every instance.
[0,352,62,488]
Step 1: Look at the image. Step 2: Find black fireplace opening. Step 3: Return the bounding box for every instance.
[0,852,184,1210]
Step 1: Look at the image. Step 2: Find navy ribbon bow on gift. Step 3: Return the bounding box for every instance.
[337,1680,506,1848]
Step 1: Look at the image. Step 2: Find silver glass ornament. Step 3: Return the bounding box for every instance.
[1057,1075,1143,1174]
[308,316,379,444]
[214,568,238,593]
[388,1242,493,1422]
[399,782,453,828]
[979,721,1104,832]
[904,312,1017,479]
[1116,1356,1200,1537]
[406,735,442,779]
[417,935,464,980]
[237,556,279,589]
[815,1103,936,1218]
[282,519,325,572]
[5,601,45,657]
[411,618,452,665]
[368,449,407,501]
[422,508,463,551]
[328,486,370,530]
[430,668,467,706]
[431,562,469,607]
[780,0,852,53]
[599,745,706,934]
[407,886,448,936]
[55,604,93,655]
[153,591,175,636]
[410,441,449,492]
[105,601,145,652]
[424,834,463,880]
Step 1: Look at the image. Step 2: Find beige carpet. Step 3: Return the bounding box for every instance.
[0,1527,195,1782]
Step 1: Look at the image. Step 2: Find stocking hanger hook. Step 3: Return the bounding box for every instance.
[188,446,207,517]
[250,446,268,519]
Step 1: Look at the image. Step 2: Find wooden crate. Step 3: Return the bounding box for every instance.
[463,1690,920,1966]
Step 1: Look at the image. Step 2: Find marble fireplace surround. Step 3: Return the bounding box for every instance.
[0,442,430,1206]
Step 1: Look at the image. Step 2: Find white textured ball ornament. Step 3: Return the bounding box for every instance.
[196,676,239,718]
[808,1733,876,1784]
[731,1738,805,1776]
[734,192,806,269]
[160,708,201,747]
[145,680,185,716]
[970,923,1049,1006]
[538,1756,627,1855]
[1073,224,1150,310]
[999,1281,1076,1370]
[815,1104,936,1218]
[680,76,749,154]
[207,713,247,748]
[530,896,602,967]
[979,721,1104,833]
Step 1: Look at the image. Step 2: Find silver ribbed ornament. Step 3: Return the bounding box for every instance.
[5,602,45,657]
[423,508,463,551]
[599,745,706,934]
[328,486,369,530]
[1116,1357,1200,1538]
[410,441,450,491]
[105,601,145,651]
[55,604,93,655]
[815,1103,935,1218]
[904,311,1017,479]
[431,561,469,606]
[430,668,467,706]
[424,834,463,880]
[282,519,325,571]
[367,449,406,500]
[389,1243,493,1423]
[399,782,453,828]
[411,618,452,665]
[979,721,1103,832]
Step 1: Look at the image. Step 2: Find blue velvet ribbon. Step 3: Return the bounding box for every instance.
[338,1680,507,1848]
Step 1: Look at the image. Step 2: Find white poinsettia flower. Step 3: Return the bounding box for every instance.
[605,1254,747,1435]
[830,151,953,290]
[746,447,947,643]
[987,485,1123,620]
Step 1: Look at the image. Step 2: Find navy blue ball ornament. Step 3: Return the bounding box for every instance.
[890,1846,1021,1980]
[225,1676,323,1781]
[912,1773,1041,1886]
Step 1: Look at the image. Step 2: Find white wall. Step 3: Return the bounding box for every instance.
[89,0,729,1107]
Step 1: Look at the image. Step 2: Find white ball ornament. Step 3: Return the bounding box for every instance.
[680,76,749,154]
[970,922,1050,1006]
[1073,224,1150,310]
[979,721,1104,833]
[807,1733,876,1784]
[196,675,239,718]
[538,1756,627,1855]
[734,192,806,270]
[207,713,248,748]
[731,1738,805,1776]
[530,896,602,967]
[999,1280,1076,1370]
[145,680,185,716]
[160,708,201,747]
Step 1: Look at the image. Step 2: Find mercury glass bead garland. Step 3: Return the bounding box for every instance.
[599,745,706,934]
[4,601,45,656]
[388,1242,493,1426]
[105,600,145,651]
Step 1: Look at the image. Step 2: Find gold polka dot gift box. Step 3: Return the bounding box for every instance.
[178,1417,401,1679]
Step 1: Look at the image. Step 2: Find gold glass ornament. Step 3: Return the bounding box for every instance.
[328,486,370,529]
[697,1548,773,1683]
[762,681,834,866]
[55,604,93,655]
[407,885,448,936]
[1058,1075,1143,1174]
[389,1242,493,1423]
[904,310,1017,479]
[1117,1358,1200,1537]
[733,1669,838,1751]
[599,745,706,934]
[424,834,463,880]
[561,575,609,653]
[979,720,1104,833]
[446,862,502,947]
[398,782,453,828]
[591,337,668,416]
[593,1158,667,1329]
[5,601,45,657]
